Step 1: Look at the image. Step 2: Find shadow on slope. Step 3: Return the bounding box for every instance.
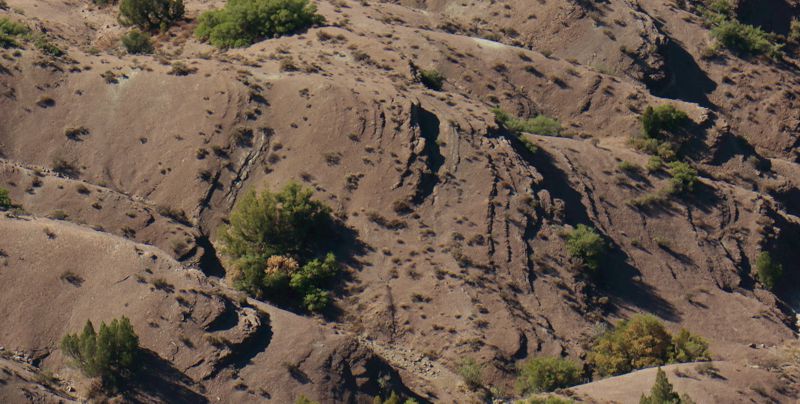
[650,39,717,108]
[529,148,679,322]
[125,349,209,403]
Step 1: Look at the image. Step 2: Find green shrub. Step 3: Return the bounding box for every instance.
[516,357,582,395]
[121,29,153,54]
[219,183,338,311]
[711,20,781,58]
[195,0,323,48]
[0,17,29,48]
[419,69,444,91]
[755,251,783,290]
[0,188,11,210]
[119,0,184,31]
[493,108,562,137]
[639,368,695,404]
[645,156,663,173]
[591,314,709,377]
[566,224,605,272]
[666,161,698,194]
[641,105,689,139]
[457,357,483,390]
[670,329,711,363]
[703,0,734,19]
[61,317,139,388]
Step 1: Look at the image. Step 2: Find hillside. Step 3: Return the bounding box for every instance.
[0,0,799,402]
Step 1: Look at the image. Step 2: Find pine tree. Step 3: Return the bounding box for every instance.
[640,368,694,404]
[61,317,140,389]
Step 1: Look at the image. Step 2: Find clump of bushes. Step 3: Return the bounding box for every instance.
[219,183,340,311]
[119,0,185,31]
[565,224,605,272]
[0,17,29,48]
[640,368,695,404]
[516,356,582,395]
[195,0,324,48]
[755,251,783,291]
[711,19,782,58]
[590,314,709,377]
[61,317,140,389]
[695,0,783,59]
[121,29,153,54]
[493,108,562,137]
[419,69,444,91]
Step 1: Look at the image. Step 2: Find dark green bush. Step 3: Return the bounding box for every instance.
[0,17,29,48]
[633,105,690,161]
[566,224,605,272]
[61,317,139,388]
[755,251,783,290]
[219,183,339,311]
[119,0,185,31]
[641,105,689,139]
[195,0,324,48]
[419,69,444,91]
[121,29,153,54]
[0,188,11,210]
[591,314,709,377]
[516,356,582,395]
[639,368,695,404]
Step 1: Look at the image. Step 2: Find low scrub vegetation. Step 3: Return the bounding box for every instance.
[493,108,562,137]
[755,251,783,291]
[565,224,605,272]
[695,0,782,59]
[640,368,695,404]
[196,0,324,48]
[590,314,709,377]
[119,0,185,31]
[516,356,582,395]
[61,317,140,389]
[632,105,690,161]
[0,17,29,48]
[419,69,444,91]
[711,20,781,58]
[219,183,340,311]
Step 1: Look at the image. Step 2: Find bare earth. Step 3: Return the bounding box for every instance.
[0,0,799,402]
